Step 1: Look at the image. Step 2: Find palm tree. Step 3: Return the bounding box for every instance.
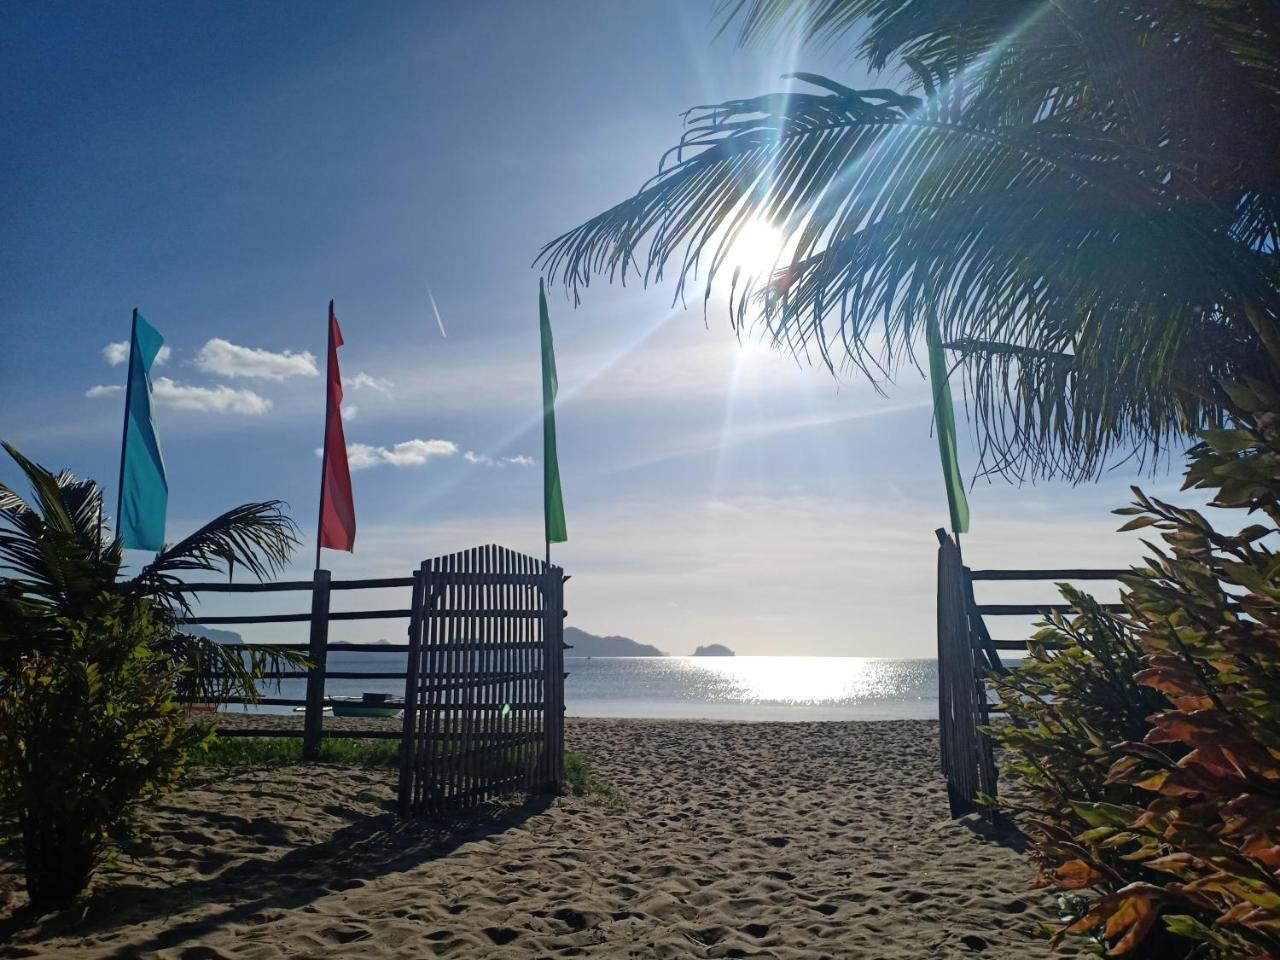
[0,442,304,700]
[539,0,1280,481]
[0,442,307,909]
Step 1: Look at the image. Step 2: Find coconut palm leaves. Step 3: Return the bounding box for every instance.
[539,0,1280,481]
[0,442,304,702]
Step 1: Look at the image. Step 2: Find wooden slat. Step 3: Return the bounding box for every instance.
[329,577,415,590]
[168,576,414,594]
[170,580,316,593]
[178,608,410,626]
[219,670,407,681]
[214,728,402,740]
[179,613,312,625]
[991,638,1067,650]
[969,568,1129,581]
[976,603,1126,616]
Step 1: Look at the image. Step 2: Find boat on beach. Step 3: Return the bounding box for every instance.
[327,692,404,718]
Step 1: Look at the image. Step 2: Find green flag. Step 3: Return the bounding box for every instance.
[926,318,969,535]
[539,280,567,546]
[116,309,168,550]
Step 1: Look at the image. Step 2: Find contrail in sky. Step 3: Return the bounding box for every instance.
[427,285,447,338]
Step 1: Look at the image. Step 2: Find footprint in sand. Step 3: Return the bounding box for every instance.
[552,908,589,932]
[483,927,521,945]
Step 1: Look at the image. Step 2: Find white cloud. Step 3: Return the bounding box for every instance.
[317,438,459,470]
[341,403,358,420]
[195,338,318,380]
[153,377,271,414]
[465,451,535,467]
[103,341,171,366]
[86,377,271,414]
[343,371,394,398]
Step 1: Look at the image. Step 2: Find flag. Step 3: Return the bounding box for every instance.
[539,280,567,546]
[319,300,355,553]
[116,309,168,551]
[927,317,970,534]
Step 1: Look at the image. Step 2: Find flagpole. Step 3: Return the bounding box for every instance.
[315,300,335,572]
[115,308,139,537]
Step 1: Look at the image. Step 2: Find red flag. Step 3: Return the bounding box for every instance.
[319,300,355,553]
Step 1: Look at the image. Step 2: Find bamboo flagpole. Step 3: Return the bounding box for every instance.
[315,299,356,569]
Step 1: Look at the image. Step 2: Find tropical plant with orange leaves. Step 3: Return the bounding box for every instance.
[992,379,1280,958]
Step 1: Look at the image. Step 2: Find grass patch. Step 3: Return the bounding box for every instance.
[564,752,626,809]
[193,737,400,769]
[192,738,624,807]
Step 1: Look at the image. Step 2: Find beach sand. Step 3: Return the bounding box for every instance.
[1,718,1077,959]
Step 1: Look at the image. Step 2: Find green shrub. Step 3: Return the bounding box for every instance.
[0,594,211,910]
[992,386,1280,957]
[0,443,300,911]
[990,590,1200,958]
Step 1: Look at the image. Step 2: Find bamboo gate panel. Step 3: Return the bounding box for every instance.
[398,546,567,818]
[935,528,1127,816]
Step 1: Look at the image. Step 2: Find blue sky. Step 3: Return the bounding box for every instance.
[0,2,1192,655]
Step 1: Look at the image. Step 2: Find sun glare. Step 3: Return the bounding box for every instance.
[725,218,788,280]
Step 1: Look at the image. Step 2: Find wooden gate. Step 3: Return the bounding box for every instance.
[936,528,1128,817]
[397,545,566,817]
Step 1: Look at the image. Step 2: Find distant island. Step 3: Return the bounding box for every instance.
[692,643,735,657]
[565,627,663,657]
[184,625,242,645]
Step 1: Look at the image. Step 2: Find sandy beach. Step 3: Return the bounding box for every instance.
[1,718,1075,959]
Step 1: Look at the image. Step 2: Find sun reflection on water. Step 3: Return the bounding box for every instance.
[667,656,930,706]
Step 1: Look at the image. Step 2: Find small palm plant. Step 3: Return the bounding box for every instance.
[0,442,305,910]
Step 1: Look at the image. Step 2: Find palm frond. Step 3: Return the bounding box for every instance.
[167,632,308,705]
[131,501,300,610]
[0,442,120,610]
[540,0,1280,482]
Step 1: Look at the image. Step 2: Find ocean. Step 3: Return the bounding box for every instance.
[235,654,943,721]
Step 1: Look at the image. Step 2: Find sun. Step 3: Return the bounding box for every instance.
[724,218,788,280]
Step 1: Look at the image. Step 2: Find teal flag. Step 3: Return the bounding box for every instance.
[926,318,970,534]
[116,310,168,550]
[539,281,567,545]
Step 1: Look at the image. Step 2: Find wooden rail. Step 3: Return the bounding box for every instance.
[179,555,570,808]
[178,568,421,757]
[935,531,1129,817]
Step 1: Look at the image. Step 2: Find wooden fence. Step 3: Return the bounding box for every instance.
[936,529,1127,817]
[175,546,569,804]
[398,546,565,817]
[176,571,418,754]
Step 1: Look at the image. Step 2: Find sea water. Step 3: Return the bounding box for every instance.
[236,654,944,721]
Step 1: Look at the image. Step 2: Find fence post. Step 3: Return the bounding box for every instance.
[552,571,566,793]
[397,568,424,816]
[303,568,332,761]
[937,530,978,817]
[962,567,1001,813]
